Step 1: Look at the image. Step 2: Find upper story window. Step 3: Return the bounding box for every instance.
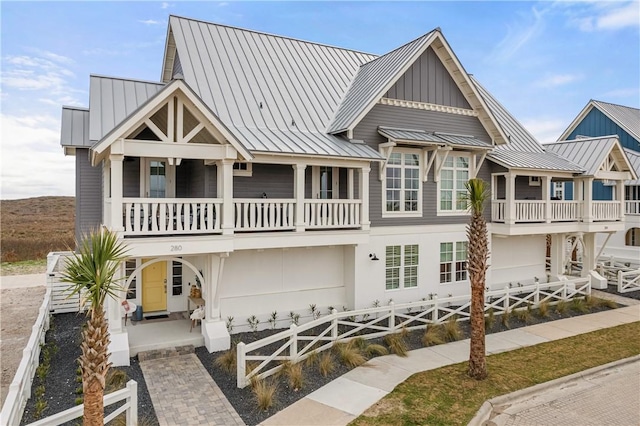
[384,150,421,216]
[233,162,253,177]
[438,155,469,213]
[553,182,564,200]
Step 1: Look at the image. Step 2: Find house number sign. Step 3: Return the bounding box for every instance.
[170,245,183,252]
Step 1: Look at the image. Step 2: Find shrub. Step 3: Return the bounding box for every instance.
[214,347,237,374]
[443,316,462,342]
[485,308,495,330]
[304,350,319,367]
[555,300,568,315]
[280,361,304,390]
[333,341,367,367]
[252,378,277,411]
[318,352,336,377]
[105,369,128,392]
[571,298,589,314]
[365,343,389,357]
[501,309,512,329]
[538,300,550,318]
[383,332,408,357]
[422,325,444,347]
[515,307,532,324]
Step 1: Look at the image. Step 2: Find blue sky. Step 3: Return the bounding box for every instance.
[1,1,639,199]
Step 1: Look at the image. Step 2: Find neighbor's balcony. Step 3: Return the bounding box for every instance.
[491,200,621,224]
[626,200,640,215]
[117,197,363,237]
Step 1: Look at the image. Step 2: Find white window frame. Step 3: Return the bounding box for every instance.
[529,176,541,186]
[440,241,468,284]
[140,158,175,198]
[382,148,422,218]
[385,244,420,290]
[553,181,564,200]
[437,153,470,215]
[312,166,339,199]
[233,161,253,177]
[125,259,139,301]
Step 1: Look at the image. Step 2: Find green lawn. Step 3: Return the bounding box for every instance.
[1,258,47,276]
[351,321,640,426]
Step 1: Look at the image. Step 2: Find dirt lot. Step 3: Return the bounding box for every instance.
[0,276,47,407]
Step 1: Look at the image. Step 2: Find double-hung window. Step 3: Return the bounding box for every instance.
[440,241,468,283]
[385,151,420,215]
[439,155,469,213]
[385,244,419,290]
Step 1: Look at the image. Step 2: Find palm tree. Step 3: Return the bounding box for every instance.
[465,178,490,380]
[60,228,128,426]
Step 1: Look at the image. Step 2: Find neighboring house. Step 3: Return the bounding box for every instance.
[557,100,640,262]
[59,15,636,365]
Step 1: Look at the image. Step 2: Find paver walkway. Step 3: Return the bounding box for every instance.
[140,352,244,426]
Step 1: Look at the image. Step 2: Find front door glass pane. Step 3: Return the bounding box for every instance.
[319,166,333,199]
[149,161,166,198]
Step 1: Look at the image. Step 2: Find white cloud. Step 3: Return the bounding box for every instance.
[218,2,229,6]
[488,6,547,63]
[521,118,567,143]
[161,2,173,9]
[596,2,640,30]
[602,87,640,99]
[563,1,640,32]
[139,19,164,26]
[535,73,583,88]
[1,114,75,199]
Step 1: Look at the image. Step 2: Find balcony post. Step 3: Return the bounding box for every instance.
[218,159,234,235]
[616,180,625,220]
[583,178,594,222]
[347,169,355,199]
[109,152,124,233]
[359,166,370,230]
[292,164,307,232]
[505,172,516,225]
[549,233,566,279]
[542,176,551,223]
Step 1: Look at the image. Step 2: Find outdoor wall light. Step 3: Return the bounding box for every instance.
[369,253,379,261]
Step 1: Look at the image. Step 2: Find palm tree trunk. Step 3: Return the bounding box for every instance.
[468,211,488,380]
[81,307,111,426]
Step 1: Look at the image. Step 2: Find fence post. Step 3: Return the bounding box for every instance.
[433,297,439,324]
[504,285,510,312]
[618,270,623,292]
[290,324,298,361]
[331,309,338,341]
[389,302,395,331]
[562,281,567,300]
[236,342,246,388]
[126,380,138,426]
[534,280,540,306]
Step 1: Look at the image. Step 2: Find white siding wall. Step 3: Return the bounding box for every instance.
[597,215,640,262]
[491,235,546,286]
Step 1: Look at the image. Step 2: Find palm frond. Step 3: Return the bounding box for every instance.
[464,178,491,215]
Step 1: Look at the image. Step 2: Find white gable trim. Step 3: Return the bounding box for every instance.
[557,101,595,142]
[593,139,638,181]
[91,79,253,166]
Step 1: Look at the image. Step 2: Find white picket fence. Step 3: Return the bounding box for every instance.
[236,278,590,388]
[0,285,51,425]
[25,381,138,426]
[48,252,90,314]
[618,269,640,293]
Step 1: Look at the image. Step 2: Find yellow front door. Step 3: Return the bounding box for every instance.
[142,260,167,312]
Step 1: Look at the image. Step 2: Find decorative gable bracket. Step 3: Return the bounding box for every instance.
[594,151,633,181]
[378,141,396,181]
[431,146,453,182]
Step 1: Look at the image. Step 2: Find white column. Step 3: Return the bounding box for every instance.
[584,178,594,223]
[359,166,370,230]
[110,153,124,232]
[293,164,307,232]
[347,169,355,199]
[103,159,111,228]
[542,176,551,223]
[505,173,516,225]
[107,265,125,334]
[549,233,566,279]
[217,159,234,235]
[616,180,625,220]
[582,233,596,276]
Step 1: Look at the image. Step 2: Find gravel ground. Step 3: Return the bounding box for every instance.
[20,291,626,426]
[599,284,640,300]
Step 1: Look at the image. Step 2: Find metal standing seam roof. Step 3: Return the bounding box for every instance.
[487,150,584,173]
[61,106,90,147]
[623,148,640,185]
[378,126,493,148]
[469,75,544,153]
[326,31,437,134]
[592,100,640,142]
[544,136,619,176]
[89,75,165,142]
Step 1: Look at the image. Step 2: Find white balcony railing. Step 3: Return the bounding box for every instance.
[233,199,296,232]
[491,199,620,224]
[625,200,640,215]
[122,198,223,236]
[592,201,619,221]
[304,199,361,229]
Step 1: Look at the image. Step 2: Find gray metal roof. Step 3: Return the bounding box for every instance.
[61,106,90,147]
[327,31,437,134]
[624,148,640,185]
[167,15,381,160]
[378,126,492,148]
[470,75,544,153]
[487,150,584,173]
[592,100,640,142]
[545,136,619,176]
[89,75,164,141]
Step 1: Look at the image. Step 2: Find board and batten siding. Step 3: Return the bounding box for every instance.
[76,148,103,241]
[384,46,471,109]
[567,108,640,152]
[123,157,140,197]
[353,104,492,227]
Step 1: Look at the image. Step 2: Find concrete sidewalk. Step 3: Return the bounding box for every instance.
[261,304,640,426]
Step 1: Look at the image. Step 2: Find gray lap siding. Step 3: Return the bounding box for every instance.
[354,104,493,226]
[76,148,103,240]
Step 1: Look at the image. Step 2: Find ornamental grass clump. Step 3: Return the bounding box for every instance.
[537,300,550,318]
[318,352,336,377]
[484,308,496,331]
[215,346,237,374]
[571,297,589,314]
[501,309,512,329]
[383,332,408,357]
[279,361,304,391]
[422,324,444,347]
[251,378,277,411]
[365,343,389,357]
[515,306,533,324]
[333,341,367,368]
[555,300,568,315]
[443,316,463,342]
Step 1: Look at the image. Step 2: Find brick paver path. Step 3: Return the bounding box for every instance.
[140,353,245,426]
